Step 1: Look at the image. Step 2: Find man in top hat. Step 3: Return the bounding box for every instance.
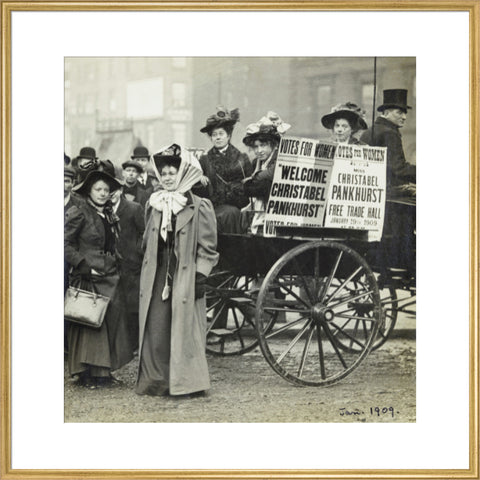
[131,146,158,194]
[121,159,150,208]
[360,89,416,196]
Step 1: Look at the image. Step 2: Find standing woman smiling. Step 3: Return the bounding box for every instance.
[65,170,133,388]
[136,144,219,397]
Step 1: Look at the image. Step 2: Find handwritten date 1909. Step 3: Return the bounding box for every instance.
[339,407,397,418]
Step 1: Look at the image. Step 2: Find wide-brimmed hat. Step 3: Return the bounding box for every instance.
[200,106,240,134]
[131,145,150,159]
[377,89,412,112]
[321,102,368,131]
[122,160,144,173]
[73,170,122,196]
[242,111,291,147]
[153,143,182,171]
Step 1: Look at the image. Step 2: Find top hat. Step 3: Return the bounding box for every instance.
[122,160,144,173]
[242,111,291,147]
[131,146,150,159]
[200,106,240,134]
[153,143,182,171]
[321,102,368,131]
[73,170,122,196]
[377,89,412,112]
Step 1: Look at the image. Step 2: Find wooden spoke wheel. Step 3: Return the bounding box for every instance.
[331,280,398,353]
[205,272,259,356]
[255,241,382,386]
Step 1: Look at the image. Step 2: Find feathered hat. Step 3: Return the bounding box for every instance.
[242,111,291,147]
[200,105,240,134]
[321,102,368,132]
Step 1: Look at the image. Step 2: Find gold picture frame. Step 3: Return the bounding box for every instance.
[1,1,478,478]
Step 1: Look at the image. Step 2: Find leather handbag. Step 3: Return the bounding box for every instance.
[64,282,110,329]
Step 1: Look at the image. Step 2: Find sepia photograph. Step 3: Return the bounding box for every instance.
[3,4,475,477]
[64,56,416,423]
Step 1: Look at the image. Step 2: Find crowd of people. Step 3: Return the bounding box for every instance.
[64,88,416,396]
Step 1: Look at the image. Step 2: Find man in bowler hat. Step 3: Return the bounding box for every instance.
[360,89,416,197]
[130,145,158,194]
[121,159,150,208]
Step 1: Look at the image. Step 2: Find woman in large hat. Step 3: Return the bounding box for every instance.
[65,170,134,388]
[195,105,253,234]
[321,102,368,144]
[136,144,219,397]
[241,111,291,234]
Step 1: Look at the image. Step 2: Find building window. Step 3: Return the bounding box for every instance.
[172,83,186,107]
[172,123,187,146]
[172,57,186,68]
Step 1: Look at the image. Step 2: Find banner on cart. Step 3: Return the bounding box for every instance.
[264,136,335,236]
[324,144,387,241]
[263,136,387,239]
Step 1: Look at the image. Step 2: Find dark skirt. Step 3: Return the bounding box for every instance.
[67,273,134,377]
[136,247,172,395]
[215,204,246,234]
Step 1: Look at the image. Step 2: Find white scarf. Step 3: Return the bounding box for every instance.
[148,148,203,241]
[149,191,188,241]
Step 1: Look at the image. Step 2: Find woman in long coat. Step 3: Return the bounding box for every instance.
[194,106,253,233]
[65,170,133,388]
[136,144,219,396]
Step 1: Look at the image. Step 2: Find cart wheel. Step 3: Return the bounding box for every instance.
[332,282,398,353]
[256,240,382,386]
[205,272,259,356]
[374,286,398,350]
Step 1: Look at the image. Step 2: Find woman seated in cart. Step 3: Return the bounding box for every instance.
[193,106,253,234]
[240,111,291,235]
[320,101,368,145]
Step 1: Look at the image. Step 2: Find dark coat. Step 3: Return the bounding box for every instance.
[243,149,278,204]
[138,172,157,194]
[64,202,133,374]
[123,182,150,208]
[360,117,416,188]
[116,196,145,273]
[64,192,85,293]
[116,196,145,316]
[64,192,84,216]
[194,144,253,209]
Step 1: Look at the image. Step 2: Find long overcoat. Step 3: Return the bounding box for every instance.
[360,116,416,189]
[138,193,219,395]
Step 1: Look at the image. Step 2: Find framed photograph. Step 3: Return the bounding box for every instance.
[1,1,478,478]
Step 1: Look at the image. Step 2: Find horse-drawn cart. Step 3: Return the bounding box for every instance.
[204,137,416,387]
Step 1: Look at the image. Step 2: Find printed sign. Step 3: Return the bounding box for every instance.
[263,137,335,236]
[324,144,387,241]
[263,136,387,240]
